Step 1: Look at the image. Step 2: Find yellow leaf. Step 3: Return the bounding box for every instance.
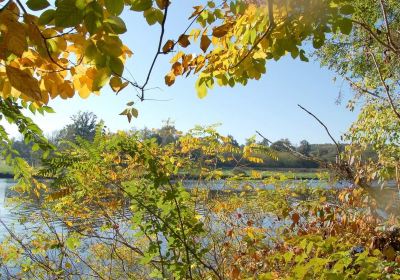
[65,220,73,227]
[110,76,129,93]
[6,66,41,101]
[59,81,74,99]
[77,85,91,99]
[170,51,184,63]
[0,10,27,56]
[196,79,207,98]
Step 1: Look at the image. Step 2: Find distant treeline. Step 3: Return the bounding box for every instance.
[8,112,375,169]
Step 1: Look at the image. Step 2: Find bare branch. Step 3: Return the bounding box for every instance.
[297,104,341,157]
[352,19,399,55]
[344,77,384,100]
[369,51,400,120]
[379,0,398,51]
[138,2,170,101]
[14,0,27,14]
[255,130,327,166]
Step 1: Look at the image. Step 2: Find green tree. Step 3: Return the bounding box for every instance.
[53,111,99,144]
[297,140,311,156]
[317,0,400,186]
[271,138,294,152]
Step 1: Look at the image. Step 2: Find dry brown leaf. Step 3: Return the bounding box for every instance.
[165,71,175,86]
[292,212,300,224]
[200,35,211,52]
[162,39,174,53]
[177,34,190,48]
[212,23,232,38]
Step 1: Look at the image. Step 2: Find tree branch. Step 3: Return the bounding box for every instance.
[230,0,275,69]
[378,0,398,51]
[255,130,327,166]
[344,77,384,100]
[352,19,398,55]
[138,2,170,101]
[297,104,341,157]
[369,51,400,120]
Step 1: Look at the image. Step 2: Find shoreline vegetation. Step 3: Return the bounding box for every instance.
[0,164,325,180]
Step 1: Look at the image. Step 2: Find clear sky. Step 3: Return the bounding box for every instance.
[5,1,358,145]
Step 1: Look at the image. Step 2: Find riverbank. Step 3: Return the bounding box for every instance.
[0,162,13,179]
[178,167,327,180]
[0,162,326,180]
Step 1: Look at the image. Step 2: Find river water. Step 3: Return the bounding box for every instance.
[0,179,19,237]
[1,178,399,239]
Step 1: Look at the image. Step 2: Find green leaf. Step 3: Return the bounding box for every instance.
[104,16,127,34]
[84,2,103,34]
[339,18,352,35]
[93,68,111,91]
[105,0,125,16]
[84,40,98,61]
[312,35,325,49]
[84,12,102,34]
[38,9,55,25]
[340,4,355,15]
[65,236,81,250]
[32,143,40,152]
[26,0,50,11]
[75,0,86,9]
[131,0,153,11]
[143,8,163,25]
[97,36,123,57]
[299,49,309,62]
[42,106,55,113]
[108,57,124,76]
[55,0,83,28]
[131,108,139,118]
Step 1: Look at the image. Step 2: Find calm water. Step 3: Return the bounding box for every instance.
[0,179,19,235]
[1,178,399,239]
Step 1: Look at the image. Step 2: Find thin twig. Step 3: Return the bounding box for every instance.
[344,77,383,100]
[138,2,170,101]
[14,0,27,14]
[369,51,400,120]
[297,104,341,156]
[352,19,398,54]
[255,130,326,166]
[378,0,396,51]
[15,0,72,71]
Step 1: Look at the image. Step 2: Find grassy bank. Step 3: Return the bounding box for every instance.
[0,160,13,178]
[179,167,327,180]
[0,160,326,181]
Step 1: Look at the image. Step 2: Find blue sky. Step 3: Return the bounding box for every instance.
[7,1,358,145]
